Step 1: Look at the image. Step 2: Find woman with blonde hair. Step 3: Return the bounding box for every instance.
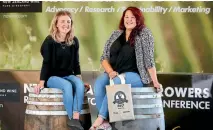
[34,11,85,130]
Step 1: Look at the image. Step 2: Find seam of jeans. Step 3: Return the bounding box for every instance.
[49,77,74,118]
[65,75,85,117]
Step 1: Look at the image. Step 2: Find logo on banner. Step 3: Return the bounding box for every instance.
[162,87,211,110]
[0,1,42,13]
[0,83,20,102]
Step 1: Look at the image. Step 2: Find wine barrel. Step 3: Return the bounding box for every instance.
[111,87,165,130]
[24,88,91,130]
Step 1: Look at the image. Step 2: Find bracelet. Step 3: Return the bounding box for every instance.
[108,71,113,75]
[39,87,44,90]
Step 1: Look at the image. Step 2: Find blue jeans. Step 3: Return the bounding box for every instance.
[47,75,85,119]
[94,72,144,119]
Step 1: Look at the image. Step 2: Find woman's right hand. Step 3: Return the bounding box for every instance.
[109,71,118,79]
[34,83,44,95]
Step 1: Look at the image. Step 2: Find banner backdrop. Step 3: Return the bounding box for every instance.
[0,1,213,73]
[0,71,213,130]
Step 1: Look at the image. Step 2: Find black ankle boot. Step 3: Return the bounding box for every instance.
[67,119,84,130]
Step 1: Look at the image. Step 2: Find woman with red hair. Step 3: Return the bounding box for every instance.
[91,7,161,129]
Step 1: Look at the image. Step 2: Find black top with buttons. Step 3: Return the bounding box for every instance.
[40,35,81,86]
[110,32,139,74]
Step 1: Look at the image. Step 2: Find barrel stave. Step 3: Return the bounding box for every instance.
[25,88,91,130]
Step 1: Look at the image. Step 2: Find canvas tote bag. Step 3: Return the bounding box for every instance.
[106,74,135,122]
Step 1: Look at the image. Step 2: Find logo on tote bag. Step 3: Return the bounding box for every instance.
[0,1,42,13]
[113,91,128,109]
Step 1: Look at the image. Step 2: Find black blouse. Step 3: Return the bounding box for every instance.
[109,32,139,74]
[40,35,81,86]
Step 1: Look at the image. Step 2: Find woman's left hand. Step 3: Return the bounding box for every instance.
[84,83,90,93]
[153,81,163,93]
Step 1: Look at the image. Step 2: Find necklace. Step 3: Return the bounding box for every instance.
[57,35,67,49]
[60,42,67,49]
[61,44,66,49]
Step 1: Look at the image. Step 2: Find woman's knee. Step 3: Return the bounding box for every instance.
[125,72,141,79]
[125,72,143,87]
[65,75,85,93]
[67,75,84,87]
[47,76,71,89]
[47,76,58,86]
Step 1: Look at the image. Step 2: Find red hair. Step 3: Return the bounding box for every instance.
[119,7,145,46]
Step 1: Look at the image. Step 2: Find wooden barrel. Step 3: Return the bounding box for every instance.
[111,87,165,130]
[24,88,91,130]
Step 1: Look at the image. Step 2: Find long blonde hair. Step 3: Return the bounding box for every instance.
[49,11,74,45]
